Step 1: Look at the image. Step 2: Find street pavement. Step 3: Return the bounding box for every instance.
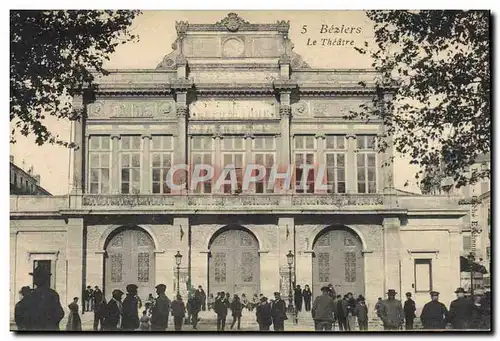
[11,309,413,332]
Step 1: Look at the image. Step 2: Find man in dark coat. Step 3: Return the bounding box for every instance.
[93,286,103,307]
[190,289,202,329]
[197,285,207,311]
[14,286,32,330]
[270,292,287,331]
[93,297,107,331]
[302,285,312,312]
[214,292,229,331]
[103,289,123,331]
[378,289,404,331]
[345,292,357,331]
[294,285,303,312]
[311,286,336,331]
[336,295,348,331]
[404,292,416,330]
[121,284,140,331]
[448,287,473,329]
[420,291,449,330]
[22,266,65,331]
[83,286,91,312]
[151,284,171,331]
[355,296,369,331]
[171,294,186,331]
[256,296,273,331]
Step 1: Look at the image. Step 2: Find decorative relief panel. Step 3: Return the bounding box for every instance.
[222,37,245,57]
[292,101,309,117]
[266,227,278,248]
[191,71,274,83]
[363,225,383,251]
[183,37,219,57]
[292,195,384,207]
[251,37,279,57]
[187,195,281,207]
[86,226,101,250]
[189,100,277,120]
[241,252,254,282]
[214,252,227,283]
[110,234,123,247]
[344,251,356,282]
[318,252,330,282]
[137,231,153,247]
[315,233,330,247]
[311,100,369,118]
[87,100,176,119]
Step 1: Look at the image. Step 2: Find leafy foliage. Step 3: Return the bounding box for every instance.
[349,10,490,189]
[10,10,141,146]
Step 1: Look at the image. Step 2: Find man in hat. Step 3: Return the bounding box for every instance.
[122,284,140,330]
[103,289,124,331]
[311,286,336,331]
[327,283,336,298]
[420,291,449,329]
[14,286,32,330]
[354,296,369,331]
[377,289,404,330]
[214,291,229,331]
[336,295,348,331]
[151,284,171,331]
[448,287,473,329]
[403,292,416,330]
[22,266,65,331]
[256,296,273,331]
[270,292,287,331]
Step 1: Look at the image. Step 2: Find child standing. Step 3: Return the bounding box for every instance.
[139,310,151,331]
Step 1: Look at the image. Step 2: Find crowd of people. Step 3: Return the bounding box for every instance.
[14,266,491,332]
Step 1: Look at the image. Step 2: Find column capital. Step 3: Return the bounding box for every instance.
[111,134,121,140]
[176,105,188,118]
[141,134,152,140]
[315,133,326,140]
[346,133,357,140]
[212,133,224,140]
[279,105,292,118]
[244,133,255,140]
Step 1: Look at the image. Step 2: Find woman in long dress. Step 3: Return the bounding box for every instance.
[66,297,82,331]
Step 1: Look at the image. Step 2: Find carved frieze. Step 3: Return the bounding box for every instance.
[187,196,281,207]
[222,37,245,57]
[83,195,175,206]
[189,100,277,120]
[88,100,176,119]
[86,225,101,251]
[292,195,384,207]
[188,123,280,135]
[311,100,370,118]
[266,226,278,249]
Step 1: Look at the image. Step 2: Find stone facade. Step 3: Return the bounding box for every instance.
[10,13,468,320]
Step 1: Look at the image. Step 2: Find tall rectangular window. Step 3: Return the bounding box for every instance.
[222,137,245,194]
[253,136,275,193]
[151,135,174,194]
[414,259,432,292]
[356,135,377,193]
[88,135,111,194]
[325,135,346,193]
[120,135,141,194]
[33,260,51,288]
[294,135,315,193]
[191,136,213,193]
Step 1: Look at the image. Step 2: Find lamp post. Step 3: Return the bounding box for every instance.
[286,250,295,323]
[467,252,475,295]
[175,251,183,296]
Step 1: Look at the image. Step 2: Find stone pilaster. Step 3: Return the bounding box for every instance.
[363,250,385,315]
[141,134,152,194]
[111,134,121,194]
[173,89,189,194]
[212,132,223,194]
[66,218,84,306]
[346,133,357,194]
[315,133,326,194]
[383,217,401,297]
[71,95,85,194]
[244,133,254,192]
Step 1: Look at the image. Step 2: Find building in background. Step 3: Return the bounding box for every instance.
[10,13,469,320]
[10,155,51,196]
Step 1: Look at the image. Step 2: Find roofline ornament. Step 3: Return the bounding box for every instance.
[216,13,250,32]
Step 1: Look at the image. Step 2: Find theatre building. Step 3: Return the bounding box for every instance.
[10,13,468,318]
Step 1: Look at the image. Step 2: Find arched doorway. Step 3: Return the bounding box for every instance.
[312,227,365,298]
[208,227,260,297]
[105,227,155,301]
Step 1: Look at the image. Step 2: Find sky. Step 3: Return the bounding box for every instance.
[9,10,422,195]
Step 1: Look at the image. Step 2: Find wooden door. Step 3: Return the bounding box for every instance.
[209,229,260,297]
[312,229,364,298]
[105,229,155,302]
